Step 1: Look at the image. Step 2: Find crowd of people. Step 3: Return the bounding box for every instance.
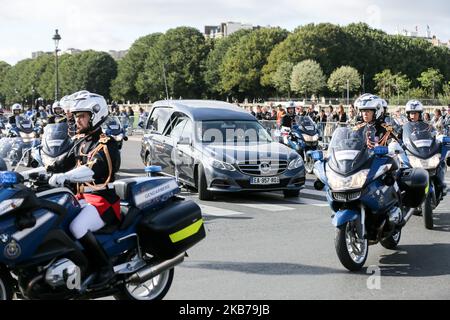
[242,101,450,139]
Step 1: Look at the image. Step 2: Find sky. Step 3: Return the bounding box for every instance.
[0,0,449,65]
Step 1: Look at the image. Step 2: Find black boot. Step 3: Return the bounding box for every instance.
[79,231,115,288]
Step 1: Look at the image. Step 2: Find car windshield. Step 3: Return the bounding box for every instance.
[402,121,439,157]
[328,126,374,175]
[197,120,273,144]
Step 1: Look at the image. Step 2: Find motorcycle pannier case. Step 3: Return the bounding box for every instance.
[137,200,205,259]
[399,168,429,207]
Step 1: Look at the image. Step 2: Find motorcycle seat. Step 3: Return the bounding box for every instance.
[95,204,141,234]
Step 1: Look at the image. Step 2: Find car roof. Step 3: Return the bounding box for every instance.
[152,100,256,121]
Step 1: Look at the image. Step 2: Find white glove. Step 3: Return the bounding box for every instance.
[49,173,67,187]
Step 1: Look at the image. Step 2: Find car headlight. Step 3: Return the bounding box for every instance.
[409,154,440,169]
[0,198,24,217]
[288,157,304,170]
[208,158,236,171]
[302,134,319,142]
[326,168,369,191]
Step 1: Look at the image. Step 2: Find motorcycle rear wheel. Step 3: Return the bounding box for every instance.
[422,192,434,230]
[0,269,13,300]
[114,253,174,301]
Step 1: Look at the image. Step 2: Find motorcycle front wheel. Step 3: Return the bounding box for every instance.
[304,154,314,174]
[422,191,434,230]
[335,221,368,271]
[0,269,13,300]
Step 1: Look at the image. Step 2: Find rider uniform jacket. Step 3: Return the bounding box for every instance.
[67,129,122,225]
[281,114,296,128]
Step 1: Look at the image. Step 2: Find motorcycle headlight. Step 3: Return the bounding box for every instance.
[207,158,236,171]
[326,168,369,191]
[0,198,25,217]
[409,154,440,169]
[302,134,319,142]
[288,157,304,170]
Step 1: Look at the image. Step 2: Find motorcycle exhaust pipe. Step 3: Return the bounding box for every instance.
[400,208,416,226]
[126,253,185,285]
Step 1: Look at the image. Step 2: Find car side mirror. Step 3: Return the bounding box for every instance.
[177,137,191,146]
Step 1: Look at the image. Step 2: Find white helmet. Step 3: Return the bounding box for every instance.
[11,103,23,113]
[52,101,63,114]
[354,94,384,121]
[70,92,109,130]
[285,101,296,111]
[405,100,423,113]
[59,95,75,112]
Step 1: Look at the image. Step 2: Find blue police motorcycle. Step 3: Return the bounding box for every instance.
[0,166,205,300]
[312,126,428,271]
[286,116,321,174]
[397,121,450,229]
[103,116,128,150]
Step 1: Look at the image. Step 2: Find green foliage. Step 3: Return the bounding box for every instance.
[418,68,444,98]
[0,61,12,104]
[203,29,253,98]
[110,33,162,103]
[271,61,293,97]
[327,66,360,96]
[438,82,450,105]
[219,27,288,100]
[290,60,326,98]
[374,69,411,99]
[137,27,209,102]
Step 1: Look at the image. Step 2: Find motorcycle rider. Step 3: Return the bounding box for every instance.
[49,91,121,287]
[281,102,297,145]
[404,100,447,198]
[47,100,66,124]
[353,94,397,148]
[8,103,24,126]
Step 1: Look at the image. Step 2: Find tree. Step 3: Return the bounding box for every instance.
[438,81,450,105]
[0,61,11,105]
[110,33,162,103]
[137,27,209,102]
[203,29,253,98]
[418,68,444,99]
[271,61,294,97]
[327,66,361,99]
[290,60,326,98]
[60,51,117,100]
[220,27,288,100]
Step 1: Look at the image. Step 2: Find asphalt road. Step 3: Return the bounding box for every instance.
[118,138,450,300]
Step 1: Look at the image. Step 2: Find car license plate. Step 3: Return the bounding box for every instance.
[250,177,280,185]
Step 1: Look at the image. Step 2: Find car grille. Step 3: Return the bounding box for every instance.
[332,191,362,202]
[237,159,288,176]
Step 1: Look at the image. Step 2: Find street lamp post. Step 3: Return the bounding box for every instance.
[52,29,62,101]
[31,86,35,109]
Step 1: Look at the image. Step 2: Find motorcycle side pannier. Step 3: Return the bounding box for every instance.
[137,199,205,259]
[399,168,429,207]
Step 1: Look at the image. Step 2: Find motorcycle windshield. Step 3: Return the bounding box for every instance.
[18,119,34,134]
[402,122,439,158]
[295,116,317,135]
[328,126,373,175]
[103,116,123,135]
[42,123,73,158]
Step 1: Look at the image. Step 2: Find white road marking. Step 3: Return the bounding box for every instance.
[236,202,295,212]
[199,204,245,217]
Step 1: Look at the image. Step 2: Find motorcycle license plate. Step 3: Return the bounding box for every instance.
[250,177,280,185]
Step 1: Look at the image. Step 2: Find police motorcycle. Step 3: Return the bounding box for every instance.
[287,115,321,174]
[103,116,128,150]
[7,117,40,167]
[29,122,73,169]
[397,121,450,229]
[0,162,205,300]
[312,126,428,271]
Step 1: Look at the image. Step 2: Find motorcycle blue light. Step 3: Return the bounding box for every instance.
[145,166,162,173]
[0,171,19,186]
[374,146,388,155]
[311,151,323,161]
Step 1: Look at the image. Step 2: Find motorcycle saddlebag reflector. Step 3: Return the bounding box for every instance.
[137,200,205,259]
[113,177,180,210]
[399,168,429,208]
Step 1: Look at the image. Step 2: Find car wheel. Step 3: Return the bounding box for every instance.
[198,164,214,201]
